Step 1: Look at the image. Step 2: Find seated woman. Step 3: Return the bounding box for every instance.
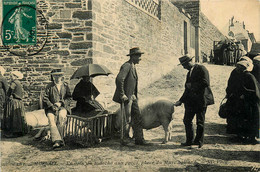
[72,76,106,117]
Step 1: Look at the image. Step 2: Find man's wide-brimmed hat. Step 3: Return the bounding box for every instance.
[127,47,144,56]
[178,55,193,65]
[51,68,64,75]
[11,71,23,79]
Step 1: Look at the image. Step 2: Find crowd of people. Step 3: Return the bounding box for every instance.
[0,47,259,149]
[213,41,247,66]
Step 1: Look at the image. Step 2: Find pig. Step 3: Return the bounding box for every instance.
[114,98,175,144]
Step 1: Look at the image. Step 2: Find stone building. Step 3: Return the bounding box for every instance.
[227,16,256,52]
[0,0,225,110]
[171,0,226,62]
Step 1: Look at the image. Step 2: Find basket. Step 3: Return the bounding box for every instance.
[218,97,229,119]
[63,112,114,146]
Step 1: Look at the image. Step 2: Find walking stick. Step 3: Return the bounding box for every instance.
[120,101,125,144]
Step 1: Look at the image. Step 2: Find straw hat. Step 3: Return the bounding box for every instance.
[0,66,6,75]
[11,71,23,79]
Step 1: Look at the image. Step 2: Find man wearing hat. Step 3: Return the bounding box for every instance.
[175,55,214,148]
[113,47,147,145]
[42,69,72,149]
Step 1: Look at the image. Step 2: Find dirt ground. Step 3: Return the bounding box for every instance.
[1,64,260,172]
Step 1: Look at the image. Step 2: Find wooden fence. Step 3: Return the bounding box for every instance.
[63,112,114,146]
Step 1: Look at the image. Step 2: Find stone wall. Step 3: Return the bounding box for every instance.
[91,0,194,108]
[199,12,226,60]
[0,0,93,110]
[0,0,196,110]
[170,0,226,62]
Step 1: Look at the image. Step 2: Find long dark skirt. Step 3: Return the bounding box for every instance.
[226,98,260,139]
[72,100,105,117]
[3,98,28,136]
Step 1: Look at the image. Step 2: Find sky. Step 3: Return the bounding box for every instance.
[200,0,260,41]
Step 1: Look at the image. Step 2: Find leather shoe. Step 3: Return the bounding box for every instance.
[192,142,203,148]
[181,142,192,146]
[53,142,62,149]
[120,136,134,145]
[33,136,42,141]
[4,133,16,138]
[53,141,64,149]
[135,139,152,146]
[198,143,203,148]
[120,140,130,146]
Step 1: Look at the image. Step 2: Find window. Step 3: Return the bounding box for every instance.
[190,24,195,48]
[125,0,160,19]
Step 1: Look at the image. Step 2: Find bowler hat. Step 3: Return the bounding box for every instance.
[126,47,144,56]
[51,68,64,75]
[178,55,193,65]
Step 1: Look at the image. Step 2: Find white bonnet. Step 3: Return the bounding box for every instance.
[11,71,23,79]
[239,56,253,72]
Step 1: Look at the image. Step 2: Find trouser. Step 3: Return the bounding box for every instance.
[47,108,67,143]
[183,106,207,144]
[123,96,143,141]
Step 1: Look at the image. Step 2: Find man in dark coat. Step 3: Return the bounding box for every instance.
[113,47,147,145]
[43,69,72,149]
[226,42,234,65]
[175,55,214,148]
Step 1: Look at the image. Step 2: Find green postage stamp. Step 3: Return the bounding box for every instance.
[2,0,36,45]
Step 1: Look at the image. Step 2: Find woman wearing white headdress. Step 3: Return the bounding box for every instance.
[3,70,28,137]
[225,58,260,144]
[0,66,8,126]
